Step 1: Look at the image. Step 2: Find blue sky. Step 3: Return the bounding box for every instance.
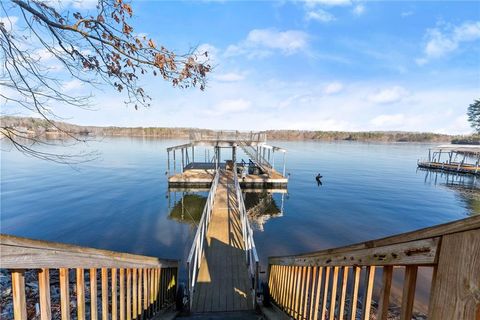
[2,0,480,133]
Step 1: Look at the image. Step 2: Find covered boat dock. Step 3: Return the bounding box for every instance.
[417,144,480,175]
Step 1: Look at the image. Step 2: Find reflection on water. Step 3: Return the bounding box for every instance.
[167,190,286,232]
[420,168,480,216]
[168,193,207,225]
[244,192,285,231]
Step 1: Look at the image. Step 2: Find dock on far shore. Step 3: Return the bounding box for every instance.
[418,144,480,175]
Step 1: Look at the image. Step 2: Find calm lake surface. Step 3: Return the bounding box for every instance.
[1,138,478,280]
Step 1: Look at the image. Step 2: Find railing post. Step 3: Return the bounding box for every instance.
[428,229,480,319]
[11,270,27,320]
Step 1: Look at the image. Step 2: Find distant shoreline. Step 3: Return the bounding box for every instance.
[1,116,476,144]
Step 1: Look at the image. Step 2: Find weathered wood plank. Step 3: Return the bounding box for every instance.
[143,269,148,314]
[348,266,361,320]
[101,268,108,320]
[137,268,142,318]
[90,268,98,320]
[126,269,132,320]
[11,270,27,320]
[313,267,323,320]
[132,269,137,320]
[269,216,479,264]
[329,266,339,320]
[0,234,178,269]
[302,266,311,319]
[377,266,393,320]
[320,267,330,320]
[120,268,125,320]
[76,268,85,320]
[338,266,349,320]
[308,266,318,320]
[428,229,480,320]
[59,268,70,320]
[269,237,439,267]
[400,266,417,320]
[361,266,375,320]
[38,268,51,320]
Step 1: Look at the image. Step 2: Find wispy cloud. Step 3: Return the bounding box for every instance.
[304,0,351,7]
[206,99,252,116]
[418,21,480,64]
[324,81,343,94]
[401,11,414,17]
[306,9,336,23]
[225,29,309,59]
[352,4,365,16]
[62,79,84,92]
[214,72,246,82]
[0,16,18,33]
[368,86,409,104]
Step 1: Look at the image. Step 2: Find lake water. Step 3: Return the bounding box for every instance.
[1,138,478,285]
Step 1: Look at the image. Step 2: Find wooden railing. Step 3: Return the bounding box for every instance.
[0,234,179,320]
[267,216,480,320]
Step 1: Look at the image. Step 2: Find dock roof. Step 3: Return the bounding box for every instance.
[431,144,480,155]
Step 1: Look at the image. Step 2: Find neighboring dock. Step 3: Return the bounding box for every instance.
[418,144,480,175]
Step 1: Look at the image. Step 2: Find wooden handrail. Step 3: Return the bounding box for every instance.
[1,234,179,269]
[267,216,480,320]
[269,215,480,264]
[1,234,179,320]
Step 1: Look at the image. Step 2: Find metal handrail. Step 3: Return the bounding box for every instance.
[190,130,267,143]
[186,169,221,309]
[233,163,260,306]
[238,141,273,172]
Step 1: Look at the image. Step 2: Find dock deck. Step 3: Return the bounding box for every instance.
[168,163,288,188]
[191,170,253,312]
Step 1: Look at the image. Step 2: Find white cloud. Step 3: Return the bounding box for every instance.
[324,81,343,94]
[207,99,251,116]
[368,86,409,104]
[225,29,309,58]
[306,9,336,23]
[352,4,365,16]
[401,11,413,17]
[62,79,83,92]
[419,21,480,63]
[304,0,351,7]
[370,113,405,127]
[196,43,219,64]
[214,72,246,82]
[73,0,97,9]
[0,16,18,33]
[33,48,56,62]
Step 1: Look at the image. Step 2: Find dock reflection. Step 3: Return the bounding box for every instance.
[419,168,480,216]
[167,188,287,228]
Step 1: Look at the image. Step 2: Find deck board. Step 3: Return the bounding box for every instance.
[192,170,253,313]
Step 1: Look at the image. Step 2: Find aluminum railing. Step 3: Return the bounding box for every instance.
[190,130,266,143]
[186,169,221,309]
[233,163,260,306]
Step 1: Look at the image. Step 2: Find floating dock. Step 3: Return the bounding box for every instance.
[418,144,480,175]
[190,169,253,312]
[167,131,288,188]
[174,131,289,313]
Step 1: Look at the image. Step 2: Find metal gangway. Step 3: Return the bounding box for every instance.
[186,163,259,313]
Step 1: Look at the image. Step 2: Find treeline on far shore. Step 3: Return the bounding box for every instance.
[2,116,478,144]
